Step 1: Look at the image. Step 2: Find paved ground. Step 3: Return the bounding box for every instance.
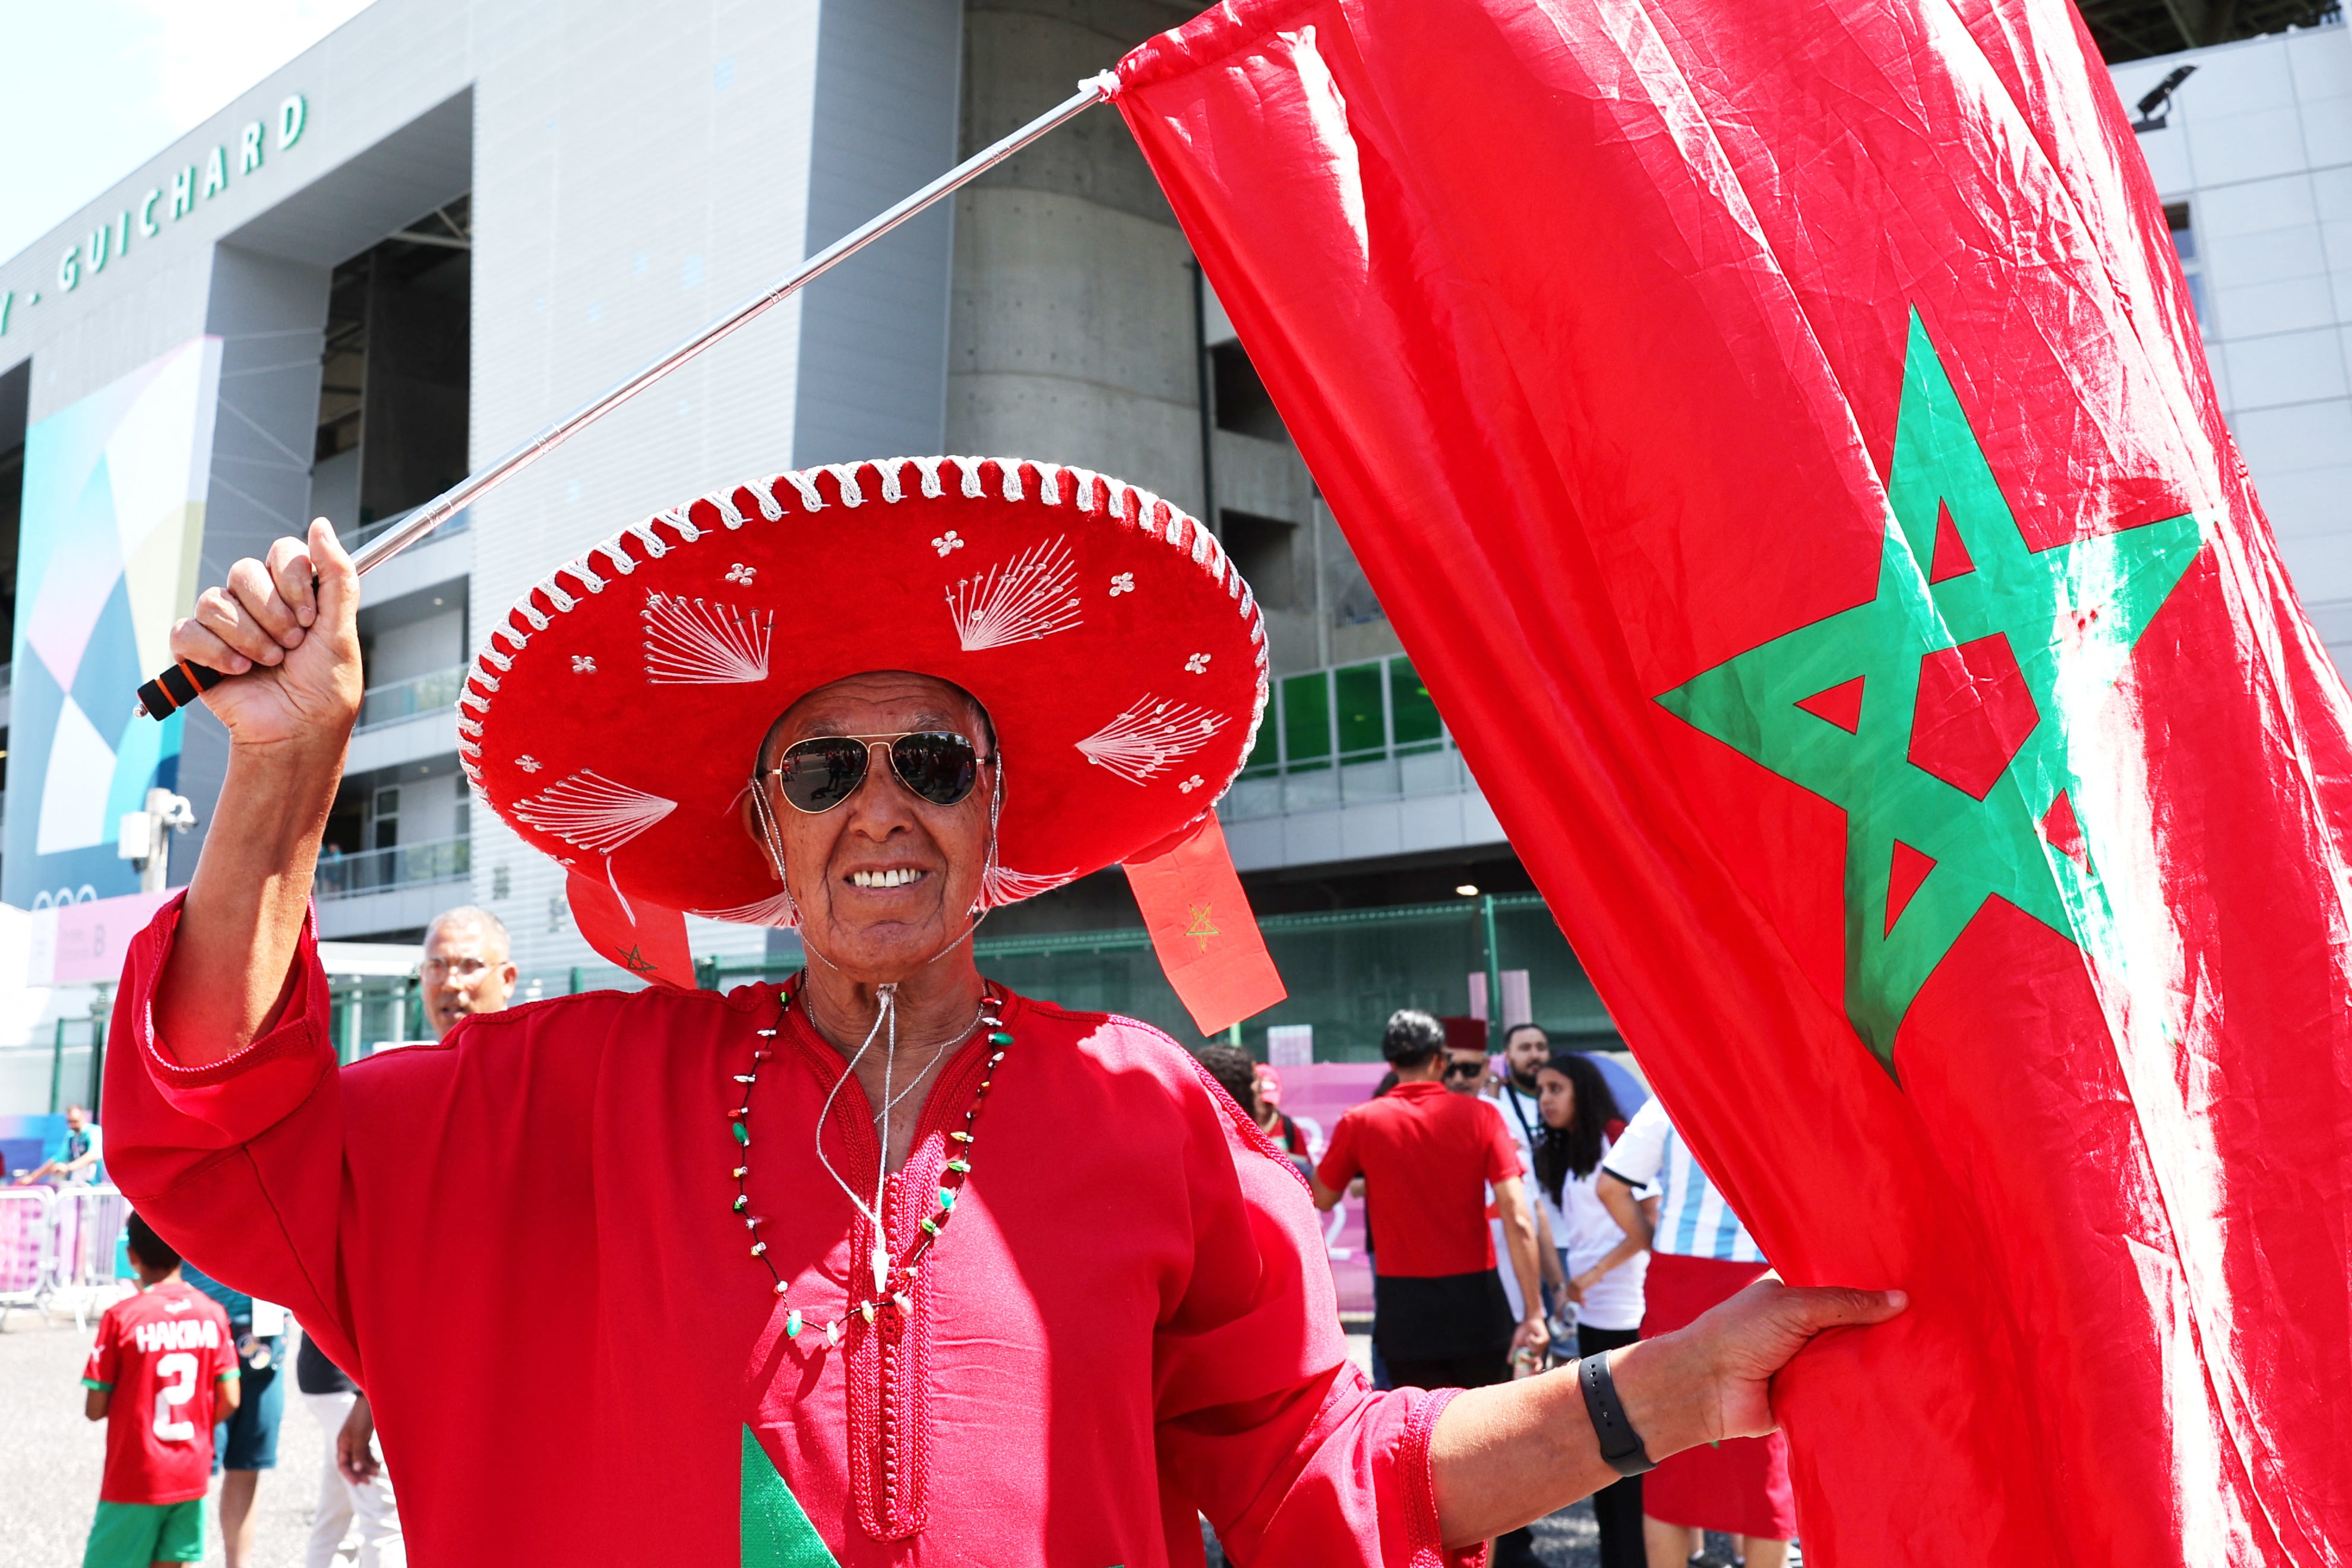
[1202,1488,1603,1566]
[2,1310,331,1568]
[8,1310,1625,1568]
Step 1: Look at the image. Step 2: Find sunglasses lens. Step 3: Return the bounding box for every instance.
[778,738,870,813]
[889,733,981,807]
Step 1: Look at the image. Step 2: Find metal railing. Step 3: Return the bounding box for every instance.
[355,664,466,730]
[0,1184,134,1330]
[1221,653,1468,820]
[314,833,470,900]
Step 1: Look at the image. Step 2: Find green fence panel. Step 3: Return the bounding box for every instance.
[1492,898,1617,1038]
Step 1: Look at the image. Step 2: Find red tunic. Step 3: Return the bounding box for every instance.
[103,899,1471,1566]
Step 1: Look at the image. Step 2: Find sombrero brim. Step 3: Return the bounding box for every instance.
[459,457,1269,924]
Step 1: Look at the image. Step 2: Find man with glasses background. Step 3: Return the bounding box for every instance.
[417,907,517,1042]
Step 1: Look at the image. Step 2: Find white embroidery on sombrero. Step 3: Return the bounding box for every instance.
[949,535,1083,652]
[460,456,1275,873]
[979,864,1077,908]
[690,890,801,927]
[1074,697,1229,786]
[641,592,772,684]
[511,769,678,856]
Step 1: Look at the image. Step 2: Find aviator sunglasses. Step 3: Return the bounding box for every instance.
[762,732,992,814]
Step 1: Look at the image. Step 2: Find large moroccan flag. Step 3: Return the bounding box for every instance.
[1113,2,2351,1561]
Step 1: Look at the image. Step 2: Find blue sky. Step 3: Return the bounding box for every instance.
[1,0,373,264]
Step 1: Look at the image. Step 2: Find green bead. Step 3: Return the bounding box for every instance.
[920,1217,940,1236]
[732,1122,750,1146]
[988,1032,1013,1046]
[786,1309,803,1338]
[946,1158,970,1174]
[732,1194,748,1212]
[939,1188,957,1210]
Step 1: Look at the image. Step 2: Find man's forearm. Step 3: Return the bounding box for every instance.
[1430,1336,1709,1547]
[153,747,343,1066]
[1430,1279,1910,1547]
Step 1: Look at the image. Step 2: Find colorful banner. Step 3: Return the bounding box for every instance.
[5,337,220,910]
[1114,1,2351,1561]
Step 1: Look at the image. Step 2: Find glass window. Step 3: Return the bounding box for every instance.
[1281,671,1332,770]
[1335,662,1386,757]
[1390,659,1443,751]
[2164,201,2207,333]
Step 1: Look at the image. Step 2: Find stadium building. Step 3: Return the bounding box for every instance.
[0,0,2345,1099]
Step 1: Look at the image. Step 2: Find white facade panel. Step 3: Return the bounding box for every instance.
[2115,28,2352,687]
[2223,327,2351,404]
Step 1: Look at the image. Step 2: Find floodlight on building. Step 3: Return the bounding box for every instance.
[1455,884,1480,897]
[2132,65,2196,134]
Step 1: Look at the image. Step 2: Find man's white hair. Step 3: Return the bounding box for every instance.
[425,905,513,962]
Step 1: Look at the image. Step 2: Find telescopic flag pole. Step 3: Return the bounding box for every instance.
[137,72,1117,720]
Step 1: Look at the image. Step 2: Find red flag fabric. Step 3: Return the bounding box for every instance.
[1114,3,2351,1563]
[565,868,696,988]
[1123,813,1288,1034]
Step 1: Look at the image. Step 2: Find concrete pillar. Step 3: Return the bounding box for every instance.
[947,0,1206,514]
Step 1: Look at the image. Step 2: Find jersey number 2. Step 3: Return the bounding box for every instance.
[154,1351,199,1442]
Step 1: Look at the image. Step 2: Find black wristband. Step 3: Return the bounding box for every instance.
[1576,1354,1657,1477]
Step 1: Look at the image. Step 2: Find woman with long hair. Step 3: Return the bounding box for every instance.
[1532,1054,1652,1568]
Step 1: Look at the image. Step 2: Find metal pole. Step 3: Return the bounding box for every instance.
[49,1018,64,1114]
[138,72,1117,719]
[1480,894,1504,1052]
[1192,261,1219,534]
[86,987,110,1119]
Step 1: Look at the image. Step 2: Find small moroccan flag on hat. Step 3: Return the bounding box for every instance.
[459,455,1284,1032]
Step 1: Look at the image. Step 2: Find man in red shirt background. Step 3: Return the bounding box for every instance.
[1311,1009,1549,1562]
[80,1212,242,1568]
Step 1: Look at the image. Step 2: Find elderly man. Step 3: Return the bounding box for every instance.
[418,906,517,1041]
[103,459,1901,1564]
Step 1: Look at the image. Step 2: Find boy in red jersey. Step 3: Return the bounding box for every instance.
[80,1212,241,1568]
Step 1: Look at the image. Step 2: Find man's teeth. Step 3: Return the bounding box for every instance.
[850,869,926,889]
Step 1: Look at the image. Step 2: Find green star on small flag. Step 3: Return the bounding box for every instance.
[1656,312,2202,1069]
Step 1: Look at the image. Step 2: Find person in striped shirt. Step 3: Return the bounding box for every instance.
[1599,1097,1788,1568]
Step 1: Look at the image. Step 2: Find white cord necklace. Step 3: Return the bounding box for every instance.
[810,984,989,1296]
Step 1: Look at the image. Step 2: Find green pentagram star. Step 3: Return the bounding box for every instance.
[1657,311,2203,1070]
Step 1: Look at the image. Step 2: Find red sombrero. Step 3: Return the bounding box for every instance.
[458,456,1283,1030]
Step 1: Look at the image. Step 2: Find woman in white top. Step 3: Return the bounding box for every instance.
[1532,1054,1652,1568]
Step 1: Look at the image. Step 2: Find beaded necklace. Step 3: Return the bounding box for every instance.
[728,981,1011,1351]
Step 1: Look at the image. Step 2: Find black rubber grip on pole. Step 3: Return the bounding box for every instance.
[137,659,226,720]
